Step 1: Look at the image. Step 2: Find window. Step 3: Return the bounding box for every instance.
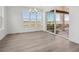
[47,12,54,21]
[22,8,43,29]
[47,12,55,32]
[22,10,30,21]
[56,13,61,21]
[22,9,42,21]
[56,13,62,33]
[37,12,42,21]
[31,12,37,21]
[64,14,69,21]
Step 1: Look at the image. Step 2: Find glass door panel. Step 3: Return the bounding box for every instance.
[56,13,62,34]
[47,12,55,33]
[56,13,69,38]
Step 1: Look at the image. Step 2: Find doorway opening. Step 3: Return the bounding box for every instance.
[46,8,69,38]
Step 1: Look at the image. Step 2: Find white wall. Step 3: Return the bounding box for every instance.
[7,6,44,34]
[0,7,8,40]
[7,7,23,34]
[69,6,79,44]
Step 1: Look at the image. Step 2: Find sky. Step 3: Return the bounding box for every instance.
[22,10,69,21]
[22,10,42,21]
[48,12,69,21]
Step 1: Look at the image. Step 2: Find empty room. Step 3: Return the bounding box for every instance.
[0,6,79,52]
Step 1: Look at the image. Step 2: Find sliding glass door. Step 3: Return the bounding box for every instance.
[46,10,69,38]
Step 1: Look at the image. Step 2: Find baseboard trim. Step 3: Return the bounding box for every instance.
[8,30,43,35]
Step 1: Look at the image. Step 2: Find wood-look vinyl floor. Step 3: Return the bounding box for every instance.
[0,31,79,52]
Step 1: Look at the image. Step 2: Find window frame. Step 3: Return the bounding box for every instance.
[22,9,43,21]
